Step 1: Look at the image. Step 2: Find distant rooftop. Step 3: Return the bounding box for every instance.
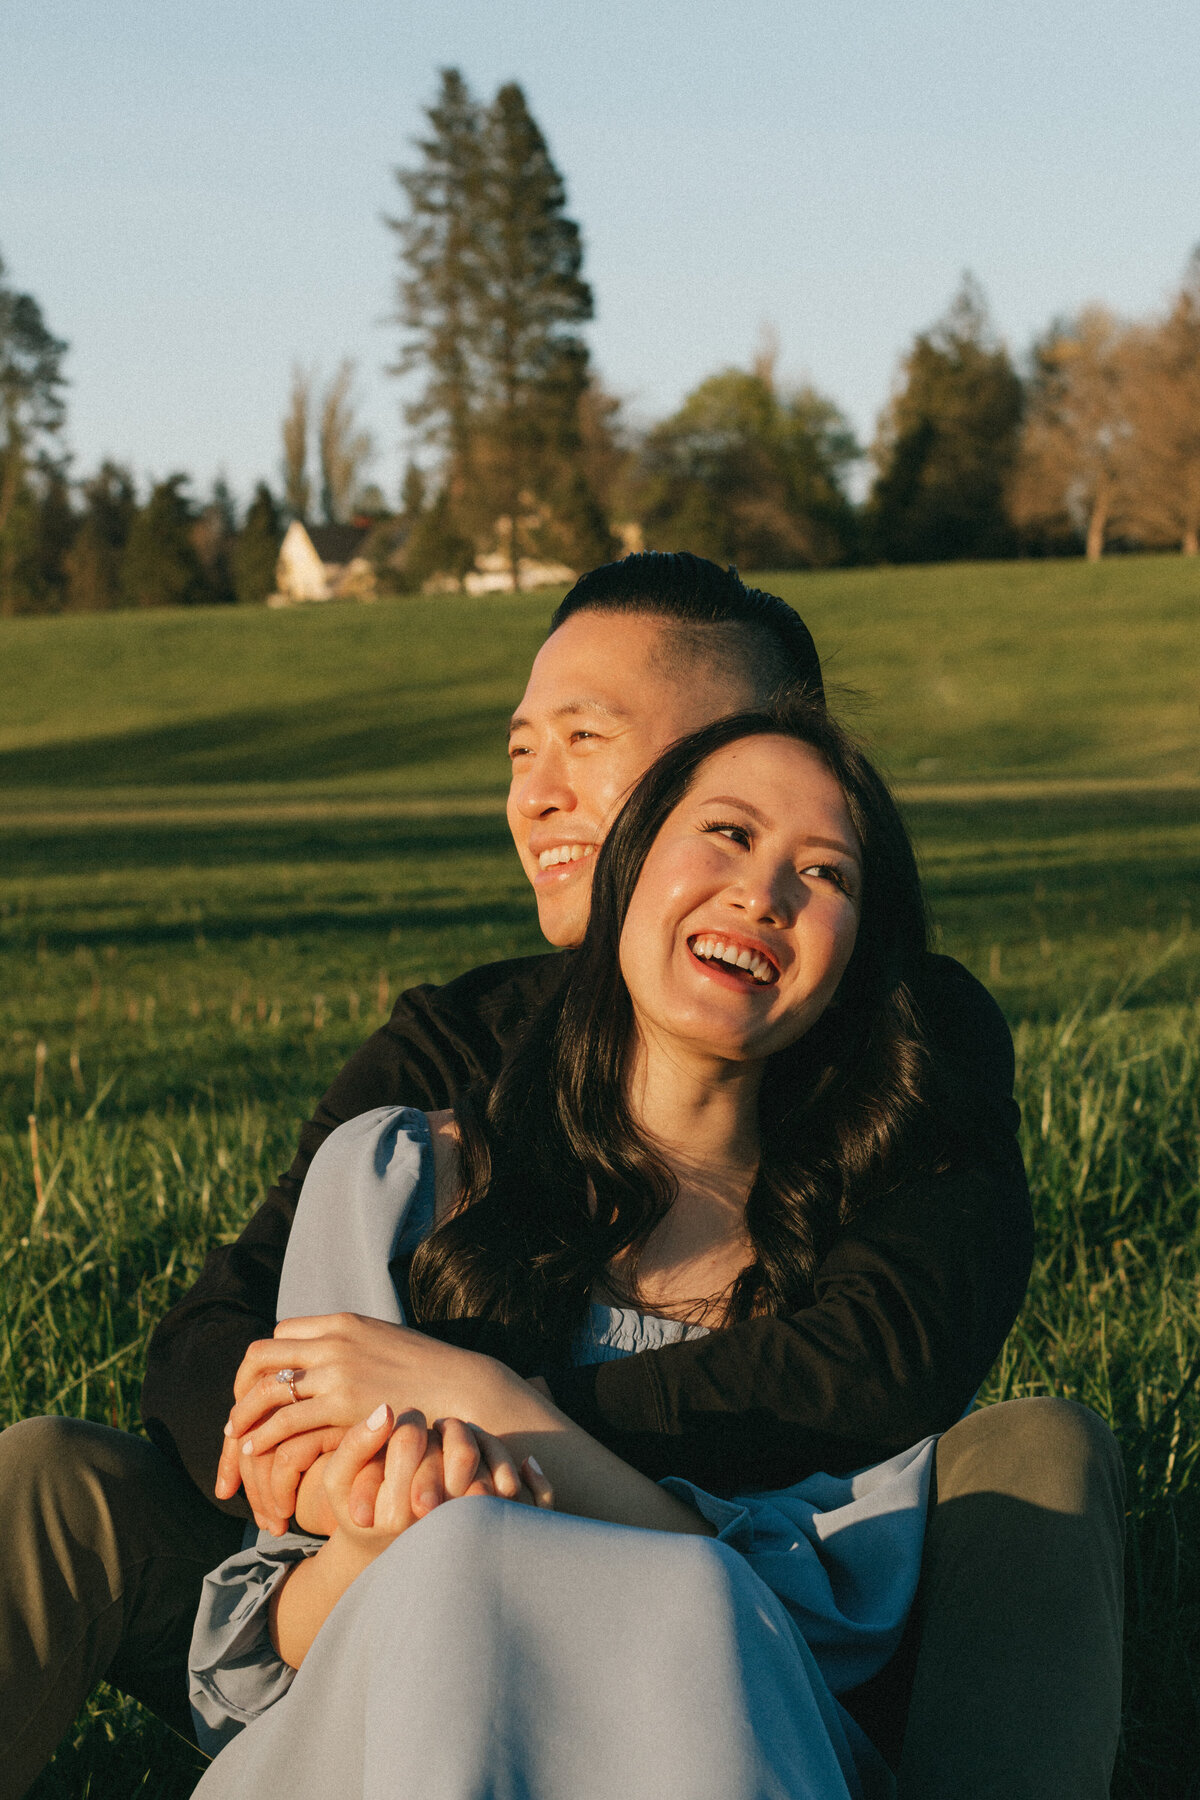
[305,523,369,565]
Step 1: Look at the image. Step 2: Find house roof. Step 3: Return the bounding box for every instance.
[305,524,370,565]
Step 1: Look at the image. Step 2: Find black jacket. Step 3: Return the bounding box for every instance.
[142,950,1032,1513]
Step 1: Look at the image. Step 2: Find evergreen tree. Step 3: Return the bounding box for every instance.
[122,475,206,607]
[64,463,136,610]
[636,364,859,569]
[402,485,476,591]
[388,70,608,585]
[0,250,69,612]
[868,276,1023,563]
[388,69,484,475]
[193,478,238,604]
[472,82,596,582]
[0,471,75,615]
[0,250,68,543]
[232,482,282,604]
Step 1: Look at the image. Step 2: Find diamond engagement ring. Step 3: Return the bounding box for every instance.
[275,1367,301,1404]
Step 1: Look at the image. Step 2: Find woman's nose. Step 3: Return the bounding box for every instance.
[727,861,800,926]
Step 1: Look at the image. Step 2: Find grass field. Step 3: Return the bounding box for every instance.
[1,555,1198,1795]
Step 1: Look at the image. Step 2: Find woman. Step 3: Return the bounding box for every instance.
[190,697,945,1800]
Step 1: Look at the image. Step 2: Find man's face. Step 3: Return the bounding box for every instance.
[506,610,758,946]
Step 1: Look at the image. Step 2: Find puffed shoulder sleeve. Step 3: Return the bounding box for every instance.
[188,1530,323,1754]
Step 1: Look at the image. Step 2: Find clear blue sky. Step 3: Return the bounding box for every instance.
[4,0,1199,507]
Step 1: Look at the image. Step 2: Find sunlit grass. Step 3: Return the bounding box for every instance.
[2,562,1198,1793]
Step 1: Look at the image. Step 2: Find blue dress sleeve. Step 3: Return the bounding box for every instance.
[189,1106,436,1751]
[659,1433,936,1695]
[189,1529,323,1756]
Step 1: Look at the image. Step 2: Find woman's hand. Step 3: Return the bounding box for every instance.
[215,1312,519,1512]
[268,1407,554,1667]
[342,1411,554,1530]
[327,1408,553,1543]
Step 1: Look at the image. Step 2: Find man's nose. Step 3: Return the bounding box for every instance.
[511,747,577,819]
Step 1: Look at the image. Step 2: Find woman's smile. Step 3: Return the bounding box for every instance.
[619,734,862,1063]
[686,932,780,987]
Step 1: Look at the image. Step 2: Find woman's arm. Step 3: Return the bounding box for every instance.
[150,952,1029,1509]
[271,1402,708,1669]
[230,1316,716,1540]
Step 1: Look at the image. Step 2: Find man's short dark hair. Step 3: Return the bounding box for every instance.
[550,551,824,705]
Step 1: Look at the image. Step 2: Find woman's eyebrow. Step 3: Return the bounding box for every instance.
[697,794,861,862]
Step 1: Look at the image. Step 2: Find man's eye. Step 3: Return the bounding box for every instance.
[508,743,531,761]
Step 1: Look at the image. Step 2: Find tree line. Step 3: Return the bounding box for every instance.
[5,68,1200,616]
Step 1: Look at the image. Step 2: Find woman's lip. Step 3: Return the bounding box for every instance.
[686,943,778,993]
[687,933,780,982]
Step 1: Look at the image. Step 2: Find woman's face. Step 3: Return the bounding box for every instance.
[618,735,863,1067]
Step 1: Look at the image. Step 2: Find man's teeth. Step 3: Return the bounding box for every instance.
[537,843,596,870]
[689,937,777,984]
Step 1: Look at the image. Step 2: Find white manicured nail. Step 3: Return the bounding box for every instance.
[366,1404,388,1431]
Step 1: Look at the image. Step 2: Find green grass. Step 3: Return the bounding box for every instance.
[2,557,1199,1795]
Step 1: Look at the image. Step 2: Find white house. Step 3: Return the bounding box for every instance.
[269,522,375,605]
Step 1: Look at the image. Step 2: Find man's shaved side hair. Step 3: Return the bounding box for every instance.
[549,551,825,706]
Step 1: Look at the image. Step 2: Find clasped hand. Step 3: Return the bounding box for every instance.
[217,1312,544,1536]
[324,1406,550,1554]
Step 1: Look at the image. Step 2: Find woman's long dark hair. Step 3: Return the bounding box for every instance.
[407,696,934,1371]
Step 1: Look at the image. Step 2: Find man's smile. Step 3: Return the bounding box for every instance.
[536,843,597,872]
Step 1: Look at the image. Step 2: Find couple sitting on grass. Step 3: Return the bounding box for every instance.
[0,553,1123,1799]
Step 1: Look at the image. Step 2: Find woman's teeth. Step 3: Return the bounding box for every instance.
[689,936,777,984]
[537,843,596,870]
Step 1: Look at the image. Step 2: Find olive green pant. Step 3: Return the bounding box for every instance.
[0,1397,1124,1800]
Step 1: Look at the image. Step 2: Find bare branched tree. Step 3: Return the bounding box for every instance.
[281,365,313,523]
[1011,307,1134,560]
[318,360,374,524]
[1122,250,1200,554]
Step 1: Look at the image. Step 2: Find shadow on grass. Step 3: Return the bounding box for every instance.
[0,691,511,792]
[0,812,517,880]
[5,898,542,955]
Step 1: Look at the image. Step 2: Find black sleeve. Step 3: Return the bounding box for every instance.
[541,955,1033,1492]
[144,948,1030,1510]
[140,954,563,1513]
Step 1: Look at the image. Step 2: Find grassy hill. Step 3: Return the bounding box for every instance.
[1,555,1197,810]
[1,555,1198,1795]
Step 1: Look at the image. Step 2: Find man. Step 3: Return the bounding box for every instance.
[0,553,1123,1798]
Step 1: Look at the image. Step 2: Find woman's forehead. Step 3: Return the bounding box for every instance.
[682,736,860,848]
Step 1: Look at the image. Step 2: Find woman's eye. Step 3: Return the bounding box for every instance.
[803,863,849,891]
[701,820,751,847]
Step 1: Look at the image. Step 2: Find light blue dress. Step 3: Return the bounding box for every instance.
[189,1108,935,1800]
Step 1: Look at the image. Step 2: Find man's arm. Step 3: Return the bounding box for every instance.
[141,954,565,1513]
[144,950,1030,1509]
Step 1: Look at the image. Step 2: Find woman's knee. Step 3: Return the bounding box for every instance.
[935,1397,1124,1517]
